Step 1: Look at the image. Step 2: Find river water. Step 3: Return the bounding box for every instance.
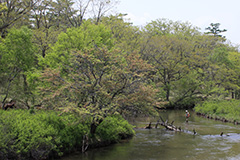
[62,110,240,160]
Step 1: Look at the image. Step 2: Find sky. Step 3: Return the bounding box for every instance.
[115,0,240,45]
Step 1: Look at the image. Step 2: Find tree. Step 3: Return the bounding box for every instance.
[66,0,92,27]
[0,26,36,108]
[144,18,200,37]
[205,23,227,38]
[49,0,118,27]
[38,21,114,69]
[0,0,37,37]
[228,51,240,99]
[35,22,157,116]
[208,47,240,99]
[170,70,204,107]
[141,19,232,107]
[101,14,142,53]
[0,2,8,30]
[30,0,65,57]
[142,19,201,102]
[184,35,226,101]
[143,34,191,102]
[92,0,119,24]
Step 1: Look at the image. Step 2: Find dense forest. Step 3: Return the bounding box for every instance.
[1,0,240,112]
[1,0,240,159]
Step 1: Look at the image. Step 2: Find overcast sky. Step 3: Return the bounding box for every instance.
[116,0,240,45]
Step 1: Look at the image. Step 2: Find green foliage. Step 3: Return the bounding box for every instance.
[39,21,113,69]
[0,26,35,72]
[0,26,37,107]
[1,10,240,158]
[209,47,233,67]
[194,101,218,115]
[143,33,193,101]
[0,0,33,36]
[0,110,60,159]
[171,70,202,107]
[0,110,134,160]
[144,18,200,37]
[0,110,86,159]
[35,20,157,116]
[101,14,143,53]
[95,115,135,142]
[142,20,239,107]
[205,23,227,38]
[1,0,239,113]
[194,100,240,121]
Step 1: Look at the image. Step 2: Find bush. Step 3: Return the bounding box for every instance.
[0,110,135,160]
[95,115,135,142]
[194,101,218,115]
[194,100,240,121]
[0,110,57,159]
[0,110,89,159]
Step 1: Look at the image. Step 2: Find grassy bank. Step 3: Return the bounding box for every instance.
[194,100,240,122]
[0,110,135,160]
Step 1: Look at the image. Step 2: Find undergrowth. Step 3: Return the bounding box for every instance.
[194,99,240,121]
[0,110,135,160]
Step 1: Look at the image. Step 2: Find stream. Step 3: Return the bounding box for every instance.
[62,110,240,160]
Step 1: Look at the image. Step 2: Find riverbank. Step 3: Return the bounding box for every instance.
[0,110,135,160]
[62,109,240,160]
[194,99,240,124]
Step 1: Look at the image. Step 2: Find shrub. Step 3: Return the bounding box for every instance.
[0,110,62,159]
[95,115,135,142]
[0,110,135,160]
[194,100,240,121]
[0,110,89,159]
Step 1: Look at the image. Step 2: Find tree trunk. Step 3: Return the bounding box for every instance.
[232,92,234,99]
[82,134,89,152]
[166,88,170,101]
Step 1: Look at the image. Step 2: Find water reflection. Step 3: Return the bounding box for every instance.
[62,110,240,160]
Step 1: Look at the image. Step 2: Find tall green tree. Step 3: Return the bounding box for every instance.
[38,21,113,69]
[35,22,157,116]
[0,26,36,108]
[141,19,233,107]
[142,19,201,103]
[208,47,240,99]
[144,34,191,101]
[30,0,64,57]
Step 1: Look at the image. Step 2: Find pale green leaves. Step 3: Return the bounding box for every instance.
[0,26,35,72]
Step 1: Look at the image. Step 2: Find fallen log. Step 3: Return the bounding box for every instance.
[159,116,181,132]
[144,117,180,131]
[144,120,160,129]
[143,117,199,135]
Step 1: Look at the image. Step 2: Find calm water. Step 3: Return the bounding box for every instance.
[62,110,240,160]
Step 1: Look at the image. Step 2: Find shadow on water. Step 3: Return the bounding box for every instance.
[62,110,240,160]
